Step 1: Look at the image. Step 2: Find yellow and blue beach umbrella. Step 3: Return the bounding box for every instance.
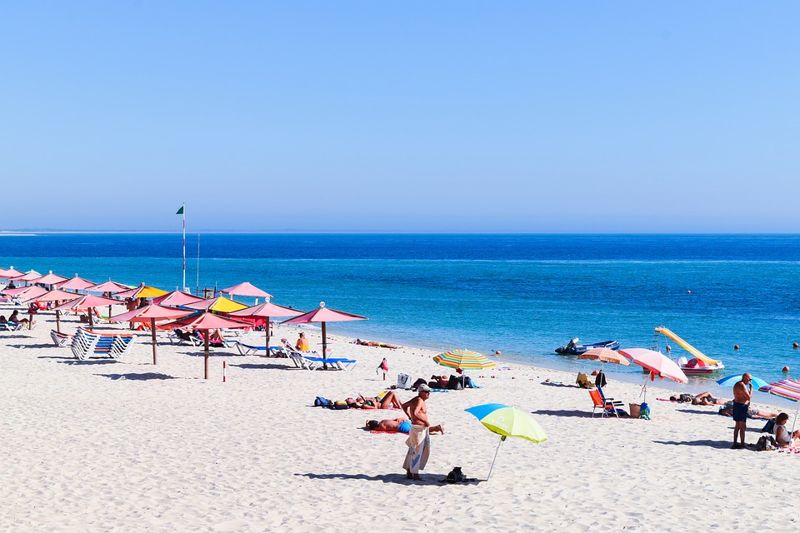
[433,349,496,370]
[465,403,547,480]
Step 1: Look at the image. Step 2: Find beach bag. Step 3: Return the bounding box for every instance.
[314,396,332,407]
[755,435,777,451]
[639,402,651,420]
[397,373,412,389]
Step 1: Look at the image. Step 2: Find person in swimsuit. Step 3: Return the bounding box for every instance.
[351,391,404,410]
[295,332,310,352]
[731,373,752,449]
[774,413,800,448]
[365,418,443,434]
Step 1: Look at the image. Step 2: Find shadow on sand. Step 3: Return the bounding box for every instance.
[11,343,57,349]
[653,439,747,450]
[539,381,579,388]
[295,472,480,486]
[531,409,590,418]
[59,359,117,366]
[95,372,177,381]
[230,363,293,371]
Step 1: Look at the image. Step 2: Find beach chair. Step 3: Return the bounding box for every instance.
[70,328,135,360]
[0,321,23,332]
[597,387,625,413]
[302,355,358,371]
[169,329,203,347]
[234,342,287,357]
[589,389,620,418]
[50,329,72,347]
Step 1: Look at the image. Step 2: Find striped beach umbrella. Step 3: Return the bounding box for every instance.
[759,378,800,432]
[433,349,497,370]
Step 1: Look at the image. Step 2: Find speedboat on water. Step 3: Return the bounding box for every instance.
[555,338,621,355]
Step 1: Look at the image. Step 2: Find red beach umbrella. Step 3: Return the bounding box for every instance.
[229,302,303,350]
[282,301,367,368]
[165,312,251,379]
[109,304,194,365]
[221,281,272,300]
[56,274,96,292]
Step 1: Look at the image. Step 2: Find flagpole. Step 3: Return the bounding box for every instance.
[182,204,186,291]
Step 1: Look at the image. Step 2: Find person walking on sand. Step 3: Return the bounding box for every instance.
[731,373,752,449]
[401,383,439,480]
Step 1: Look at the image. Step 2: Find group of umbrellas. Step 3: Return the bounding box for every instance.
[0,267,368,378]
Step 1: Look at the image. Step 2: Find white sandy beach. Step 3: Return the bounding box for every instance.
[1,304,798,532]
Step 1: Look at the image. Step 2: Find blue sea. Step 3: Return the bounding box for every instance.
[2,233,800,385]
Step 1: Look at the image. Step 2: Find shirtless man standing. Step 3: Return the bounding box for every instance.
[731,373,752,449]
[401,384,439,480]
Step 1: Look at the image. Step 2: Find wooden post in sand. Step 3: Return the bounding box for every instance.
[265,317,270,354]
[150,317,157,365]
[321,321,328,370]
[55,310,61,334]
[204,331,209,379]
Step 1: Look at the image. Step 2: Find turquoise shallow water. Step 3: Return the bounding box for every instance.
[2,233,800,387]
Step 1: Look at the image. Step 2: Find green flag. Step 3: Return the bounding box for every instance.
[176,206,184,215]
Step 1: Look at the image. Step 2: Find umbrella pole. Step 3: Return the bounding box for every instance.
[151,317,157,365]
[321,321,328,370]
[56,310,61,334]
[792,404,799,434]
[204,332,209,380]
[265,317,270,354]
[88,310,94,329]
[487,436,505,480]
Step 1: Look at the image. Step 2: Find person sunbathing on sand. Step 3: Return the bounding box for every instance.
[718,401,777,420]
[669,392,726,406]
[351,391,404,410]
[365,418,443,434]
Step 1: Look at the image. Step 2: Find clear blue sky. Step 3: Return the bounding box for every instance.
[1,2,798,232]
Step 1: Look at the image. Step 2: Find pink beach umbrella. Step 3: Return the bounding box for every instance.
[109,304,194,365]
[153,290,205,307]
[164,312,251,379]
[619,347,688,402]
[229,301,304,350]
[221,281,272,301]
[56,274,96,292]
[86,280,132,294]
[33,271,69,287]
[282,301,367,368]
[14,270,42,284]
[0,266,26,279]
[1,285,47,299]
[25,288,81,333]
[53,294,121,328]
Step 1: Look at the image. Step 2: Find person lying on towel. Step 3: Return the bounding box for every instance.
[365,418,444,434]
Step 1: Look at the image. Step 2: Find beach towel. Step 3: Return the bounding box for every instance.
[403,425,430,475]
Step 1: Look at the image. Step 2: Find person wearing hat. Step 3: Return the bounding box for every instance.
[401,384,439,480]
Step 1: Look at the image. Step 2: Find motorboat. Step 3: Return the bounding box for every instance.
[555,338,621,355]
